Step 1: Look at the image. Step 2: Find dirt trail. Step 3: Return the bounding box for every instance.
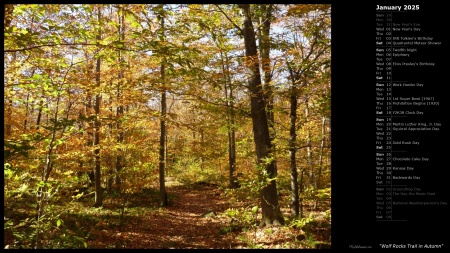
[88,183,242,249]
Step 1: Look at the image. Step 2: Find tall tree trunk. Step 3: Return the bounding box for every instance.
[36,100,43,130]
[23,70,36,131]
[36,86,46,130]
[221,51,237,188]
[305,94,315,189]
[315,116,327,209]
[115,4,125,191]
[165,132,169,176]
[287,63,299,218]
[299,168,305,218]
[4,52,16,137]
[93,7,103,207]
[258,4,275,143]
[23,93,29,131]
[159,12,168,207]
[35,80,63,248]
[229,87,237,185]
[239,4,283,226]
[200,130,204,171]
[85,78,94,187]
[258,4,273,90]
[4,100,12,136]
[258,4,278,187]
[107,103,114,192]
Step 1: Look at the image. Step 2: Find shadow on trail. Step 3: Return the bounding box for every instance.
[86,184,243,249]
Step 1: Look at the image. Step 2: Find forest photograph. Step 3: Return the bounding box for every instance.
[4,4,331,249]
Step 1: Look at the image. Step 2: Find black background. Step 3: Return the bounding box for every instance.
[331,0,448,250]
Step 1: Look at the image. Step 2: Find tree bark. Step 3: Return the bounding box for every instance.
[93,7,103,207]
[315,116,327,209]
[159,11,168,206]
[305,94,315,189]
[115,4,125,191]
[221,51,238,188]
[258,4,278,188]
[35,86,61,248]
[287,63,299,218]
[299,168,305,218]
[4,52,16,137]
[258,4,275,139]
[36,99,43,130]
[239,4,283,226]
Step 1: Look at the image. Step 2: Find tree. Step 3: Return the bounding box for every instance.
[287,62,300,217]
[256,4,277,174]
[93,6,103,207]
[222,50,238,188]
[279,4,331,217]
[158,6,168,206]
[238,4,284,226]
[115,4,126,191]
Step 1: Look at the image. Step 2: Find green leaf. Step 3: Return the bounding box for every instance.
[38,181,45,188]
[57,219,62,227]
[251,205,259,214]
[55,139,63,147]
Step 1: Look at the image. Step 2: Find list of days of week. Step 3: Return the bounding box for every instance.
[374,5,446,222]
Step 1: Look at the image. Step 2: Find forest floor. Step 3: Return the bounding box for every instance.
[84,179,330,249]
[4,177,330,249]
[87,181,244,249]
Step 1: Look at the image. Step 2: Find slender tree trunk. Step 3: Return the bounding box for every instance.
[229,85,237,188]
[299,169,305,218]
[5,101,12,137]
[305,94,315,189]
[35,82,63,248]
[159,87,168,206]
[258,4,278,188]
[221,51,237,188]
[159,12,168,207]
[83,83,94,186]
[93,7,103,207]
[165,132,169,176]
[287,63,299,218]
[36,94,44,130]
[36,102,42,129]
[258,4,273,90]
[85,86,95,186]
[115,4,125,191]
[200,130,204,171]
[315,116,327,209]
[23,93,30,131]
[107,104,114,192]
[4,52,16,137]
[229,93,237,186]
[258,4,275,142]
[239,4,283,226]
[23,70,36,131]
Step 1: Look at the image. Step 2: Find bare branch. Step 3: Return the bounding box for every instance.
[214,4,243,34]
[4,42,138,53]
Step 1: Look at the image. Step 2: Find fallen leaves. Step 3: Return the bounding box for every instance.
[83,183,330,249]
[86,184,243,249]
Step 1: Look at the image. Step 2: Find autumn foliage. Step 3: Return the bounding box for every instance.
[4,4,330,249]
